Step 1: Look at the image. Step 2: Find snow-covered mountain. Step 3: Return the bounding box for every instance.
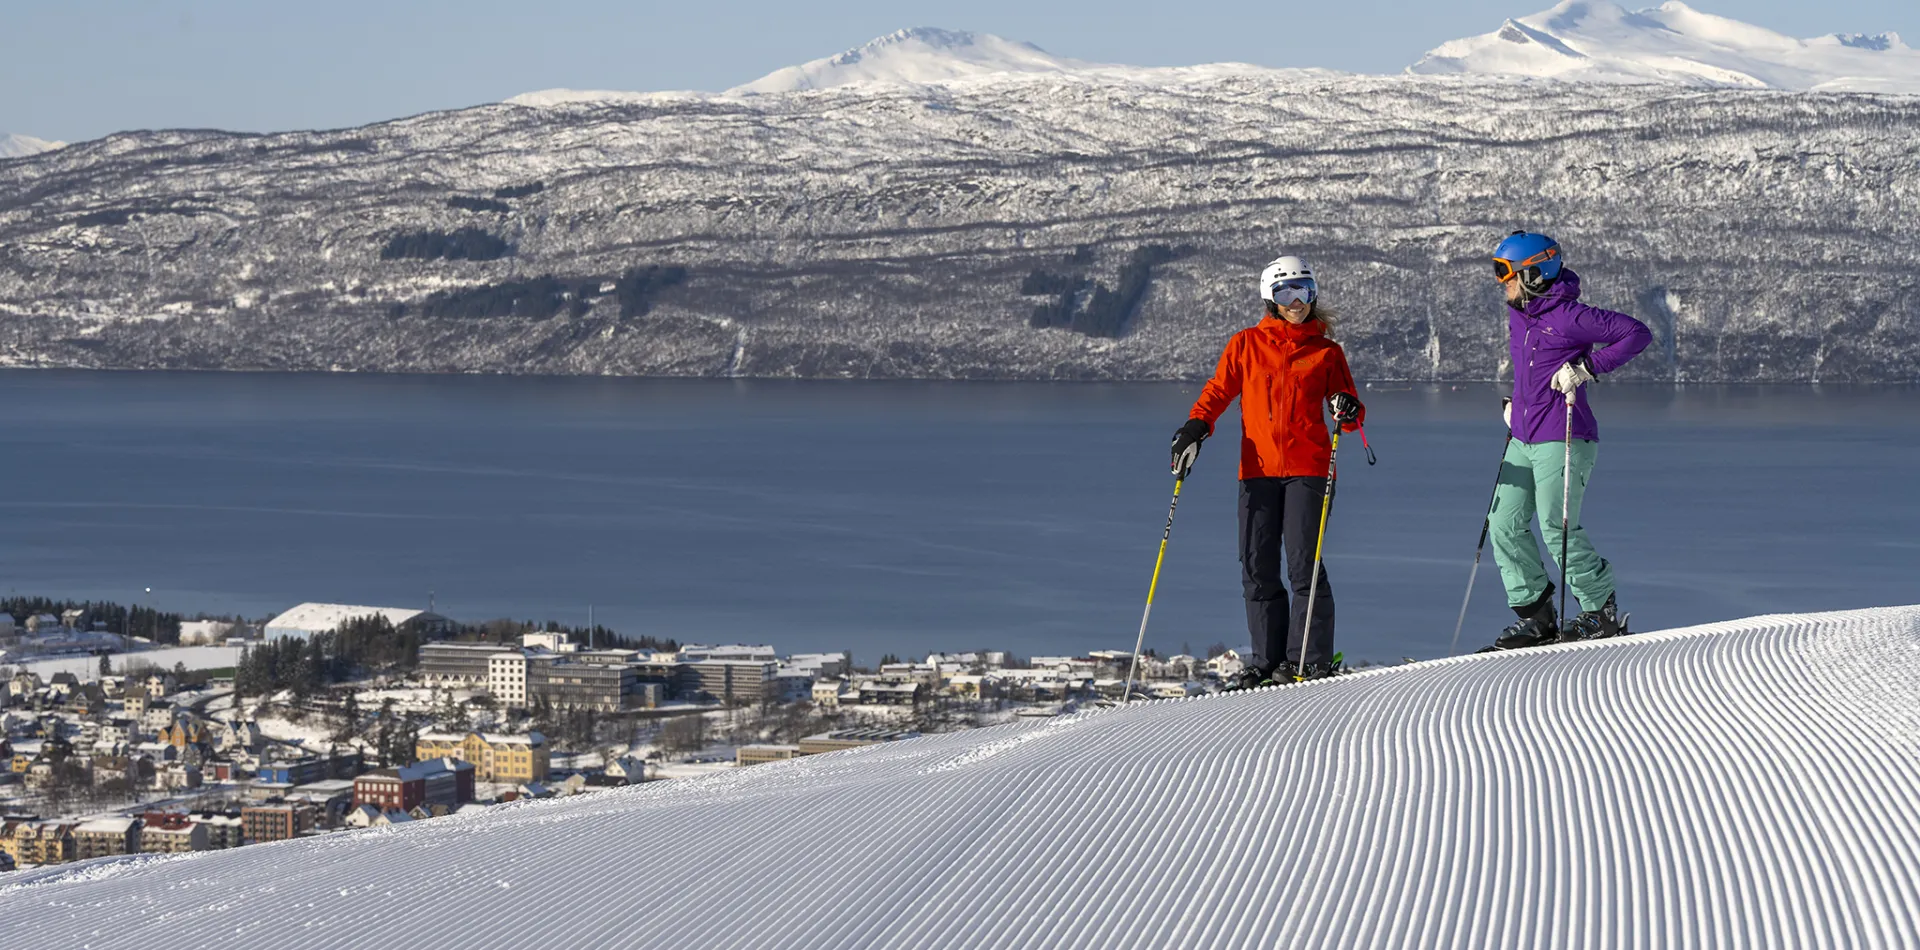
[0,133,64,159]
[1412,1,1920,93]
[512,28,1097,105]
[8,606,1920,947]
[3,74,1918,381]
[728,27,1095,95]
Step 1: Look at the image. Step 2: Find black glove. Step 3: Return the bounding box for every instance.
[1328,392,1361,425]
[1170,419,1209,479]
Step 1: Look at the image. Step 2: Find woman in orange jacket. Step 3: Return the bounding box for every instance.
[1170,256,1364,688]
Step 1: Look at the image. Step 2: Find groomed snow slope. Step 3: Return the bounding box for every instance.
[7,606,1920,948]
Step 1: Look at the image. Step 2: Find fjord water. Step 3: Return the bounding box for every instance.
[2,371,1913,664]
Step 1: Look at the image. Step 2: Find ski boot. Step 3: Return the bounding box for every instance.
[1223,666,1273,692]
[1494,589,1559,650]
[1560,592,1628,642]
[1293,655,1344,682]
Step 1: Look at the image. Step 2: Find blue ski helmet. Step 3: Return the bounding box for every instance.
[1492,231,1562,292]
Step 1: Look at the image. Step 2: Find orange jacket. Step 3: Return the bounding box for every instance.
[1189,316,1365,480]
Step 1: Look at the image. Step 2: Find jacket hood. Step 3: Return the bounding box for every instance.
[1511,269,1584,316]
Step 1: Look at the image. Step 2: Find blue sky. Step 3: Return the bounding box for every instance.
[3,0,1915,142]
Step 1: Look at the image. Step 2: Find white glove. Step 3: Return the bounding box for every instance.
[1502,397,1512,429]
[1550,356,1597,395]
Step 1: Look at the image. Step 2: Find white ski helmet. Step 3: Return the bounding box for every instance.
[1259,256,1316,304]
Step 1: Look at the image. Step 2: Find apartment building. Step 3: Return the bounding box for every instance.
[72,817,140,860]
[415,732,549,784]
[139,812,208,853]
[241,802,312,843]
[683,660,776,705]
[353,758,476,813]
[416,642,510,685]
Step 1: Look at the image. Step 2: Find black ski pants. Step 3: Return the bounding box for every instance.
[1239,476,1335,672]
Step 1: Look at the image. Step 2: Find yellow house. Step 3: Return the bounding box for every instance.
[9,754,31,774]
[415,731,549,784]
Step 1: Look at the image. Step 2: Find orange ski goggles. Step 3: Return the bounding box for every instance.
[1492,246,1559,283]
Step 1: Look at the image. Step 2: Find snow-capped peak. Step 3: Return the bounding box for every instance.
[1409,1,1920,93]
[726,27,1097,95]
[0,133,65,159]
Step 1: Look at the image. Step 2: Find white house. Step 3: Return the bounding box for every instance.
[1205,650,1246,678]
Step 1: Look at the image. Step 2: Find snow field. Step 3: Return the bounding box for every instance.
[17,644,242,679]
[4,606,1920,947]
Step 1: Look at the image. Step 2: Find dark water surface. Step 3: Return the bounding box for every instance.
[2,372,1914,664]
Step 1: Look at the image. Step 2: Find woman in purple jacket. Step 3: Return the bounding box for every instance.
[1489,231,1652,649]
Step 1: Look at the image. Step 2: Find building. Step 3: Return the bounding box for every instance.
[678,644,777,662]
[1205,650,1245,678]
[289,779,359,826]
[487,650,540,707]
[737,744,801,766]
[858,679,925,706]
[0,819,25,865]
[257,756,332,786]
[464,649,652,712]
[414,732,549,784]
[139,813,208,853]
[263,603,452,641]
[536,658,636,712]
[12,821,75,865]
[417,642,511,686]
[241,802,313,843]
[520,631,576,652]
[603,755,646,783]
[353,758,475,813]
[191,812,244,850]
[812,679,851,708]
[73,817,141,860]
[684,660,776,705]
[158,762,202,791]
[797,728,919,755]
[787,652,849,679]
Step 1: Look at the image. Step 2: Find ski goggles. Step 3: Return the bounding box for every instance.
[1268,278,1316,306]
[1492,247,1558,283]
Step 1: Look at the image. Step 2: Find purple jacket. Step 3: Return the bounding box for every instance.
[1508,270,1652,444]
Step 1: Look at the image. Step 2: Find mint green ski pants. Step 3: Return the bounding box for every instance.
[1490,438,1616,613]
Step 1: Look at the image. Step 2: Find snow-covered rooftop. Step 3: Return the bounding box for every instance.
[5,606,1920,947]
[263,603,443,638]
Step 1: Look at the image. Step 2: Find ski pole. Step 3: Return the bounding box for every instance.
[1559,388,1575,634]
[1450,430,1513,654]
[1295,429,1340,682]
[1122,475,1187,704]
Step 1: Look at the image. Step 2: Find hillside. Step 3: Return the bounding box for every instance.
[1,72,1917,381]
[5,605,1919,947]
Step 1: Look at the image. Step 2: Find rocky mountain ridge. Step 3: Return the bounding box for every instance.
[1,72,1916,381]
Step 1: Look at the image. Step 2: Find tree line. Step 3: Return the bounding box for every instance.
[234,615,422,699]
[1,597,184,644]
